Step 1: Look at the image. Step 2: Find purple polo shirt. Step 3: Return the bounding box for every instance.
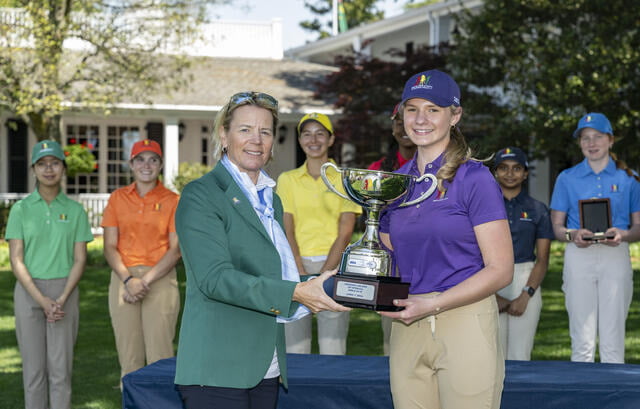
[379,154,506,294]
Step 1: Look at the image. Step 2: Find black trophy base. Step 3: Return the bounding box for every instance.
[331,274,409,311]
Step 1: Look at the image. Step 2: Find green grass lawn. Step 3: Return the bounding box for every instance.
[0,240,639,408]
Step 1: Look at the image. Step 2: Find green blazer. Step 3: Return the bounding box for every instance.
[174,163,299,389]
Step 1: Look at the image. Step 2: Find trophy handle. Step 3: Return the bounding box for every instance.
[320,162,351,201]
[399,173,438,207]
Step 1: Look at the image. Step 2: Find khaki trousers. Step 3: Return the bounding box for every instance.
[284,258,350,355]
[390,294,504,409]
[14,278,79,409]
[109,266,180,378]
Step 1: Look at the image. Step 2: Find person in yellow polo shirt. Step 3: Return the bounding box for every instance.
[276,113,362,355]
[6,140,94,409]
[102,139,181,380]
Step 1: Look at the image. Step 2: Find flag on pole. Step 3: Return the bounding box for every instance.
[338,0,348,33]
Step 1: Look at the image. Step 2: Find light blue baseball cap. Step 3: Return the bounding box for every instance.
[573,113,613,138]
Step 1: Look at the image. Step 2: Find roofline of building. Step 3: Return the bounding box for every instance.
[60,102,340,118]
[285,0,482,58]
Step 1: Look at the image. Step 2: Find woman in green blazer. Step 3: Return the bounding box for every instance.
[174,91,349,409]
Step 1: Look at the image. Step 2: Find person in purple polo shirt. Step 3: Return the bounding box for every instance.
[493,147,554,361]
[550,113,640,363]
[378,70,513,409]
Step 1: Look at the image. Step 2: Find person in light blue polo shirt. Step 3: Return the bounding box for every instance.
[493,147,554,361]
[550,113,640,363]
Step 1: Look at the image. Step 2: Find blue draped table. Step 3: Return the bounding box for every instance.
[123,354,640,409]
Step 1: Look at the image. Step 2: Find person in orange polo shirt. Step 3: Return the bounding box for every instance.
[101,139,181,381]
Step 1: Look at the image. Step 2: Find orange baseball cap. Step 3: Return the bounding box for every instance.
[130,139,162,159]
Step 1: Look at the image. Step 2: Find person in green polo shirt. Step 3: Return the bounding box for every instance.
[5,140,94,409]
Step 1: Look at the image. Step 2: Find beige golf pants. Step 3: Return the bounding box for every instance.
[109,266,180,379]
[390,294,504,409]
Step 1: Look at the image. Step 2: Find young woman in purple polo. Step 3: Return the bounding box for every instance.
[379,70,513,409]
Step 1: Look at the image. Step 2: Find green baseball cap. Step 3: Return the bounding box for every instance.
[32,140,65,165]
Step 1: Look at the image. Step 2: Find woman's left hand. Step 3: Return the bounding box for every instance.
[293,270,351,314]
[122,292,139,303]
[47,301,66,322]
[602,228,622,246]
[379,296,440,325]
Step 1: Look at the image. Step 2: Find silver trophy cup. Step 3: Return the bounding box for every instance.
[321,162,437,310]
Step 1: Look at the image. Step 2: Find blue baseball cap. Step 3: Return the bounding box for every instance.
[494,147,528,169]
[400,69,461,108]
[573,113,613,138]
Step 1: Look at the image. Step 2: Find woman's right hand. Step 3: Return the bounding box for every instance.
[573,228,595,248]
[293,269,351,314]
[125,277,150,299]
[40,296,65,322]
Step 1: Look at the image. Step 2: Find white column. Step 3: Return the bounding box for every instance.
[164,119,179,191]
[427,12,438,47]
[98,122,108,193]
[529,157,551,205]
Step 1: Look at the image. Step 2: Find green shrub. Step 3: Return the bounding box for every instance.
[172,162,212,193]
[0,240,8,268]
[64,144,97,177]
[0,202,11,239]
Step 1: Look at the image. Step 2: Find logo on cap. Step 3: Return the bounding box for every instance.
[500,148,516,158]
[143,140,151,146]
[39,142,53,153]
[412,75,433,91]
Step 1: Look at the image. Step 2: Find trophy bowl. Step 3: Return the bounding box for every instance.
[340,168,414,205]
[321,162,437,311]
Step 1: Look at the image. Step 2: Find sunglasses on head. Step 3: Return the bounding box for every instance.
[229,92,278,110]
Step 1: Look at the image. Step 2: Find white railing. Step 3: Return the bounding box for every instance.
[1,193,110,235]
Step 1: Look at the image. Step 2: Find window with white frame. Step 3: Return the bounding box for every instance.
[107,125,140,191]
[66,125,100,194]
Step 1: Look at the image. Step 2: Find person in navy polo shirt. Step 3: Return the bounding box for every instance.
[379,70,513,409]
[493,147,554,361]
[550,113,640,363]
